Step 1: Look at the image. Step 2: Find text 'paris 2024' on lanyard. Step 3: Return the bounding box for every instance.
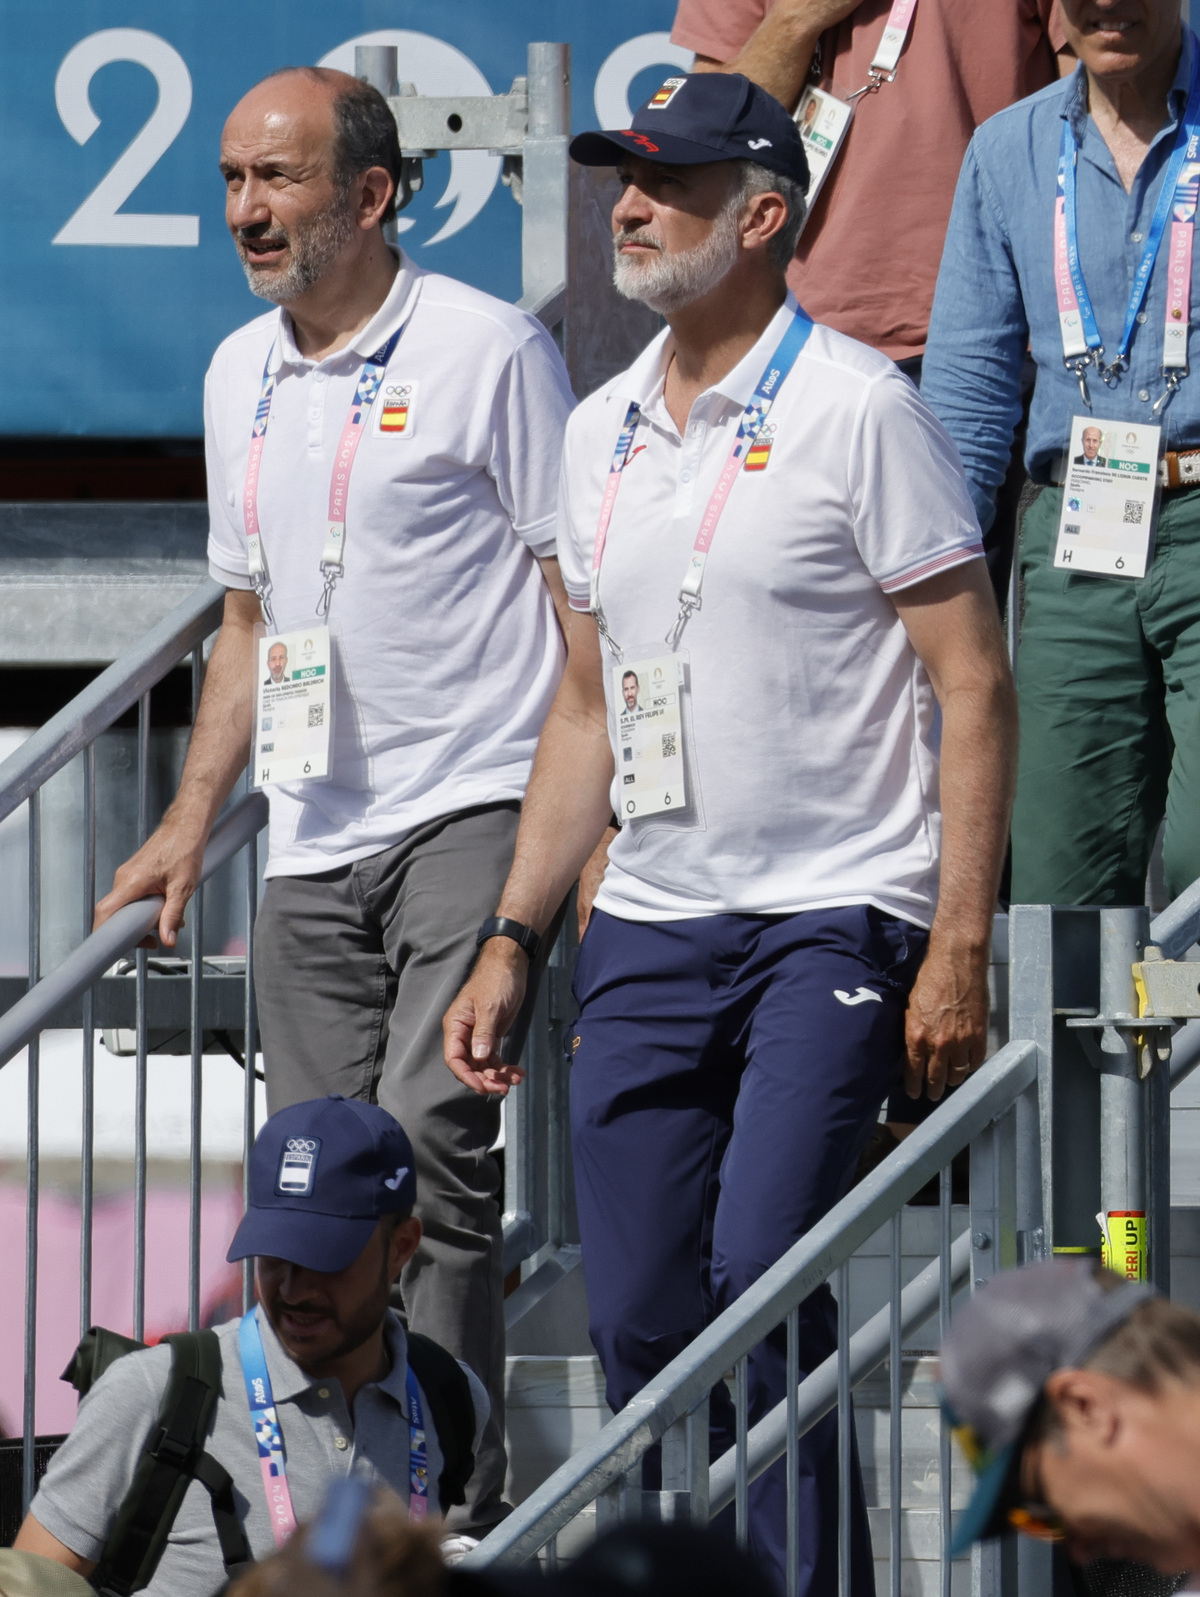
[592,308,813,820]
[241,319,403,787]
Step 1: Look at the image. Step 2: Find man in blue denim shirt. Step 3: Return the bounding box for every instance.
[922,0,1200,907]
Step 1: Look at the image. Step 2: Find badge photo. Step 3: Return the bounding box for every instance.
[373,378,418,439]
[278,1135,321,1196]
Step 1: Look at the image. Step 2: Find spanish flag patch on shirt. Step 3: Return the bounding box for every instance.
[375,380,418,438]
[743,425,775,471]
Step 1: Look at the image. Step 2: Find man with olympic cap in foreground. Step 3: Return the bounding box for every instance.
[16,1096,487,1597]
[941,1257,1200,1575]
[445,68,1016,1597]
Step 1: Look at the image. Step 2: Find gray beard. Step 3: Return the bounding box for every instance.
[236,195,356,305]
[611,194,742,315]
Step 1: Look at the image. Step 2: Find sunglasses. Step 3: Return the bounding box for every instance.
[1007,1504,1066,1542]
[950,1422,1067,1543]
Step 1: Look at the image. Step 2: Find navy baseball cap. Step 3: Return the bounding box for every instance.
[570,72,808,190]
[227,1095,417,1274]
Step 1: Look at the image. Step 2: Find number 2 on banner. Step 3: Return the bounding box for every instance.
[53,29,199,247]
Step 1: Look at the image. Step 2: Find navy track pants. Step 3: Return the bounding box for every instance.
[570,905,928,1597]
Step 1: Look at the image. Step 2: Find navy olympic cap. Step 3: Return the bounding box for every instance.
[570,72,808,191]
[227,1095,417,1274]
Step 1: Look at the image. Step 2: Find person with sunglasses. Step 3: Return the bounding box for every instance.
[941,1257,1200,1572]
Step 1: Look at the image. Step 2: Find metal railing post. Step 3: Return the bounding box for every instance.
[80,742,96,1337]
[660,1395,709,1523]
[970,1105,1019,1597]
[22,790,41,1512]
[1008,906,1052,1259]
[355,46,400,250]
[1098,907,1154,1280]
[523,43,570,347]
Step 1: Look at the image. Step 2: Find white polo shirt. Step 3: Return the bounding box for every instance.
[206,253,574,877]
[557,294,983,928]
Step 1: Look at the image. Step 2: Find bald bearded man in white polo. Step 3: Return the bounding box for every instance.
[96,66,574,1541]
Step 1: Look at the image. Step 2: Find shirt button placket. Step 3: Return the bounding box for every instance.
[308,369,327,453]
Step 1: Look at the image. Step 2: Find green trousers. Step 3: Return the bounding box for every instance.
[1011,485,1200,906]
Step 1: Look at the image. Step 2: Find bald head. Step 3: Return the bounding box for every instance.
[220,68,401,306]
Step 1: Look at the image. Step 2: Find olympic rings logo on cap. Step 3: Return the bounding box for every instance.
[286,1137,317,1153]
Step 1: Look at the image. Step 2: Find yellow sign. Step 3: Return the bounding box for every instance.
[1100,1211,1146,1281]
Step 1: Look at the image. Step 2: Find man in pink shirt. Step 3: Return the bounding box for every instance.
[672,0,1070,365]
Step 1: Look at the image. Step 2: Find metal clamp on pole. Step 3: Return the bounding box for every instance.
[355,42,569,340]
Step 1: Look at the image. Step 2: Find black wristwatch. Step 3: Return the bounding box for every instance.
[476,916,541,964]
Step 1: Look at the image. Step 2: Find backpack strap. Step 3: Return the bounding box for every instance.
[403,1333,476,1510]
[62,1328,147,1399]
[91,1330,251,1597]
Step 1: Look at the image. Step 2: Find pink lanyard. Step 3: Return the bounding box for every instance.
[845,0,918,99]
[589,308,813,654]
[242,325,402,627]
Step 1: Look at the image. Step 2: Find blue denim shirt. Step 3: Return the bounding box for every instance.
[921,29,1199,533]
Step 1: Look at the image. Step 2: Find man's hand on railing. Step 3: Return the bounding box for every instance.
[443,939,531,1096]
[94,815,208,950]
[902,937,990,1103]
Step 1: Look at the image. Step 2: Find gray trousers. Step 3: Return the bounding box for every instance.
[254,802,520,1532]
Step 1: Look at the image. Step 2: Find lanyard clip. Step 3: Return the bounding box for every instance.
[846,67,894,100]
[1152,370,1184,416]
[251,575,275,632]
[1066,356,1095,410]
[317,568,338,619]
[595,608,623,662]
[666,597,699,650]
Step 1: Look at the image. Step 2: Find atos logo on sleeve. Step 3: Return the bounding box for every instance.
[278,1136,321,1196]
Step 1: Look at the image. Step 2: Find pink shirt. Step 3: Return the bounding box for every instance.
[671,0,1066,360]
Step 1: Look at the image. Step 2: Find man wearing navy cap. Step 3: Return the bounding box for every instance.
[15,1097,487,1597]
[448,71,1015,1596]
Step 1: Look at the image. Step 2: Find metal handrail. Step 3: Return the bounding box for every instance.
[0,578,224,824]
[1151,881,1200,962]
[707,1230,972,1515]
[0,789,267,1071]
[463,1037,1038,1569]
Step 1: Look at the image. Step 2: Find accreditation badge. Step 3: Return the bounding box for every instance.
[1053,415,1161,579]
[612,651,687,821]
[794,87,853,235]
[253,625,333,787]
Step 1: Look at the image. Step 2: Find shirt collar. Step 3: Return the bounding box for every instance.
[271,251,423,374]
[1064,27,1193,143]
[611,291,803,420]
[254,1305,411,1413]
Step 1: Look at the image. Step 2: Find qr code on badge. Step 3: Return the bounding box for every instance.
[662,732,677,758]
[307,703,324,728]
[1124,499,1144,525]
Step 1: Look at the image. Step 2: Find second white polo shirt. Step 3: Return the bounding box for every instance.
[557,294,984,928]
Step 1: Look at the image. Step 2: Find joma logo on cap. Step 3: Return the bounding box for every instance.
[278,1135,321,1196]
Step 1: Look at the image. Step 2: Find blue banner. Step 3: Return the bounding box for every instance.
[0,2,683,436]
